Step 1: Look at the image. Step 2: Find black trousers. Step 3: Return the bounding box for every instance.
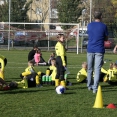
[20,72,37,87]
[55,56,66,81]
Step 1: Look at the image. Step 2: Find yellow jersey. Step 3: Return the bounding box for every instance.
[25,66,36,73]
[0,54,6,71]
[55,41,66,66]
[76,68,87,83]
[49,65,57,81]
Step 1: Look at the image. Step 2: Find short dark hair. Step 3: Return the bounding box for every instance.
[94,11,102,19]
[33,45,38,49]
[57,33,64,39]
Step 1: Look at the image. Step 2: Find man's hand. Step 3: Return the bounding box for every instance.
[113,49,116,54]
[113,45,117,54]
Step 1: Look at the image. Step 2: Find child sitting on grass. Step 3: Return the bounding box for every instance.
[76,62,87,83]
[107,62,117,85]
[103,62,117,85]
[103,62,113,82]
[42,58,70,86]
[34,49,41,66]
[48,52,56,65]
[19,60,42,88]
[9,61,43,89]
[42,58,56,85]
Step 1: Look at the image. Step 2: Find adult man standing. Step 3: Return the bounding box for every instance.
[87,11,108,93]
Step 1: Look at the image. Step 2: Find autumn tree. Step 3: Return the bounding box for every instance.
[57,0,83,29]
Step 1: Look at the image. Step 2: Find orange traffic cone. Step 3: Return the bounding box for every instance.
[106,103,116,109]
[93,85,104,108]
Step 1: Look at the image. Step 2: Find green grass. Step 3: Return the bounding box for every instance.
[0,50,117,117]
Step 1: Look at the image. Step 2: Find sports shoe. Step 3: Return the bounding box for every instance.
[88,87,92,91]
[36,84,43,88]
[93,90,97,94]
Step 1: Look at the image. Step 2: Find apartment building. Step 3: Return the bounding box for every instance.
[27,0,58,30]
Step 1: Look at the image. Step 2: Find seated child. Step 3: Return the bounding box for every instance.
[19,60,42,88]
[103,62,113,82]
[48,53,56,65]
[42,59,70,86]
[34,49,41,66]
[76,62,87,83]
[107,62,117,85]
[42,58,56,85]
[38,49,48,66]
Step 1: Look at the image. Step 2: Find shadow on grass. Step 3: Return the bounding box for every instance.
[102,89,117,92]
[104,104,117,107]
[72,82,79,85]
[6,78,21,83]
[64,92,76,95]
[68,77,76,79]
[69,74,75,75]
[69,86,87,90]
[0,87,54,94]
[102,85,117,88]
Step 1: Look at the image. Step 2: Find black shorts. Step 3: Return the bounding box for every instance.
[27,73,37,87]
[4,58,7,66]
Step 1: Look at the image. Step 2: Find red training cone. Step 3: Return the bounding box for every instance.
[106,103,116,109]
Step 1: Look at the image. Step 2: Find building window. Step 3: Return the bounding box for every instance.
[51,9,58,18]
[0,0,4,5]
[36,7,42,15]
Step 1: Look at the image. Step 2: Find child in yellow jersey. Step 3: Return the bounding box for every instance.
[20,60,42,88]
[107,62,117,85]
[49,58,57,85]
[55,34,67,88]
[42,58,56,85]
[76,62,87,83]
[48,52,56,65]
[103,62,113,82]
[0,54,7,80]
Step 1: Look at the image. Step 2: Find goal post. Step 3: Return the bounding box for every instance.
[0,22,80,54]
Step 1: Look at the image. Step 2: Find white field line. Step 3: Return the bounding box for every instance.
[6,66,81,69]
[8,62,81,66]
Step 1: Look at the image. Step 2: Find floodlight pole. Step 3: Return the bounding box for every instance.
[81,9,86,53]
[77,24,79,54]
[8,0,11,50]
[48,0,51,51]
[90,0,92,22]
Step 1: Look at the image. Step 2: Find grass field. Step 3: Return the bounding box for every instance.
[0,50,117,117]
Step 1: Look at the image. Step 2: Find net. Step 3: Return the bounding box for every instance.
[0,22,80,54]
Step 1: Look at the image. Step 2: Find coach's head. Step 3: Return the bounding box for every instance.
[94,11,102,21]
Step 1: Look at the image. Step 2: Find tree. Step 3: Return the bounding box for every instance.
[57,0,83,29]
[0,0,32,29]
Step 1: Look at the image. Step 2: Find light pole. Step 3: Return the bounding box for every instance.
[48,0,51,51]
[90,0,92,22]
[81,9,86,53]
[8,0,11,50]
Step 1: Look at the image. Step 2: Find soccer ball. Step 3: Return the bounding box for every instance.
[56,85,65,94]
